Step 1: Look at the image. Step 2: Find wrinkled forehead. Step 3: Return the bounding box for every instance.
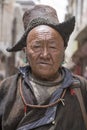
[27,25,64,43]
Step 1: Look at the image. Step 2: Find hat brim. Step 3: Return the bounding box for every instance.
[6,16,75,52]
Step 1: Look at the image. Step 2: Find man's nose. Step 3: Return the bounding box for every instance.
[41,47,49,58]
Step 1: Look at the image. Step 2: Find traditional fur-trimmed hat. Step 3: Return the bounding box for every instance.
[7,5,75,52]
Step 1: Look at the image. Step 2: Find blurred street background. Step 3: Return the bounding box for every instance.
[0,0,87,81]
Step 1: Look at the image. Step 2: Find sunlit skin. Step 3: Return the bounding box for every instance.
[26,25,65,81]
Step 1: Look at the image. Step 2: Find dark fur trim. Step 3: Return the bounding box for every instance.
[7,17,75,52]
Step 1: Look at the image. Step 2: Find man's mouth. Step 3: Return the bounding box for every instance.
[37,62,52,65]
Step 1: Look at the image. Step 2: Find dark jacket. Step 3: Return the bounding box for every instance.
[0,69,87,130]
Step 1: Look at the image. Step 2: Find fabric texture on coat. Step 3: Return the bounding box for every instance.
[0,66,87,130]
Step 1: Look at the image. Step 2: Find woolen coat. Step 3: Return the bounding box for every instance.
[0,70,87,130]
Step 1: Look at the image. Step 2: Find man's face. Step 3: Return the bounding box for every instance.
[26,25,65,81]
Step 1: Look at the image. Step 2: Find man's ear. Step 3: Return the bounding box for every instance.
[22,47,26,53]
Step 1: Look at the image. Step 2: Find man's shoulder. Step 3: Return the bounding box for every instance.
[64,67,87,89]
[1,73,19,83]
[69,72,87,96]
[72,74,87,89]
[0,73,20,92]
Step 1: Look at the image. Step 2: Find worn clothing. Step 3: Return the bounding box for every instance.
[0,66,87,130]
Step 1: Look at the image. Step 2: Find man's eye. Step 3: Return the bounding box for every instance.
[49,41,57,49]
[32,44,41,52]
[33,45,41,48]
[49,46,56,49]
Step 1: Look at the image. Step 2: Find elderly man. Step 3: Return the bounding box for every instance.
[0,5,87,130]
